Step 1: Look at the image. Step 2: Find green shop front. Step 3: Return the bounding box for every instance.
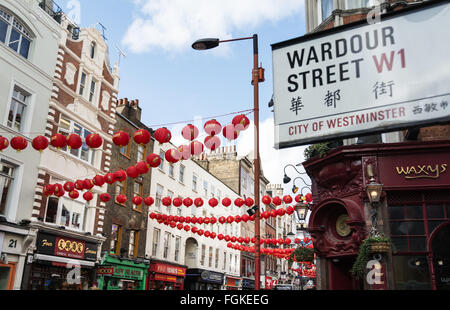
[96,254,149,290]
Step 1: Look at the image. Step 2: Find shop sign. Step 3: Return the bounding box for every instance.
[36,233,98,261]
[150,262,186,276]
[96,266,114,275]
[113,266,143,280]
[378,153,450,188]
[154,274,177,282]
[271,1,450,149]
[242,279,255,288]
[225,277,240,287]
[200,270,223,283]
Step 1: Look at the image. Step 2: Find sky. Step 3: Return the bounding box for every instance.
[58,0,311,190]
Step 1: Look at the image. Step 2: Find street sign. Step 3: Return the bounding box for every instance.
[272,0,450,149]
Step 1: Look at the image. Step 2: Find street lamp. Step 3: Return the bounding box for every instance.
[192,34,263,290]
[291,178,312,194]
[283,163,307,184]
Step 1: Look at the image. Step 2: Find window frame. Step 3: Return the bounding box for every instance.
[43,194,87,232]
[152,228,160,256]
[7,86,29,133]
[0,7,33,59]
[110,223,123,255]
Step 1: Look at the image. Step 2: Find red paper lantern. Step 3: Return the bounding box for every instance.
[219,216,226,224]
[194,198,204,208]
[83,191,93,201]
[210,232,217,239]
[204,231,211,237]
[244,197,254,207]
[222,197,232,207]
[99,193,111,202]
[244,237,250,244]
[234,198,244,207]
[208,198,218,208]
[222,124,239,140]
[146,153,161,168]
[136,161,149,174]
[63,182,75,192]
[116,195,127,204]
[162,197,172,207]
[133,129,151,145]
[154,127,172,144]
[67,134,82,150]
[86,133,103,149]
[218,234,224,240]
[144,196,154,206]
[165,148,181,164]
[181,124,199,141]
[232,114,250,131]
[0,136,9,151]
[43,184,55,196]
[190,141,204,155]
[197,229,204,236]
[210,217,217,224]
[114,170,127,182]
[204,119,222,136]
[284,239,291,245]
[32,135,49,152]
[149,212,156,219]
[234,215,241,223]
[295,194,301,203]
[227,216,234,223]
[112,131,130,147]
[172,197,183,207]
[177,145,191,160]
[241,214,250,222]
[53,184,65,197]
[238,237,244,243]
[277,208,286,216]
[272,196,282,206]
[224,235,231,242]
[177,223,183,230]
[262,195,272,205]
[231,236,237,243]
[183,197,193,207]
[93,175,105,187]
[132,196,143,206]
[305,193,313,203]
[204,135,221,151]
[104,173,115,184]
[84,179,94,190]
[286,206,295,215]
[69,190,79,199]
[126,166,139,178]
[270,210,277,218]
[74,180,84,190]
[10,136,28,152]
[50,133,66,149]
[283,195,293,204]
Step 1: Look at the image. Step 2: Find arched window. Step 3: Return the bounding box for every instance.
[0,7,33,59]
[90,41,96,59]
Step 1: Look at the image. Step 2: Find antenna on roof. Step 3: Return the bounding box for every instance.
[115,45,127,65]
[96,22,107,40]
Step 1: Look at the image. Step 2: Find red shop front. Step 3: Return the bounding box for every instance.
[146,261,186,290]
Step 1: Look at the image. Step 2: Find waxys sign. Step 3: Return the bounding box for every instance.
[271,1,450,149]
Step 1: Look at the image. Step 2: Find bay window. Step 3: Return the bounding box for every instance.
[58,116,95,165]
[44,195,86,231]
[0,7,32,59]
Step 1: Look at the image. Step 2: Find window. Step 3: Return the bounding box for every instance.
[345,0,374,9]
[44,195,86,231]
[179,165,185,184]
[168,163,174,178]
[152,228,160,256]
[223,251,227,271]
[120,141,131,157]
[215,248,219,269]
[110,224,122,255]
[128,230,139,258]
[137,145,145,162]
[90,41,96,59]
[211,185,215,198]
[159,150,165,171]
[7,86,29,132]
[163,232,170,259]
[115,182,126,205]
[320,0,334,21]
[0,161,15,217]
[192,174,198,192]
[167,190,174,214]
[0,8,32,58]
[201,245,206,266]
[209,246,213,267]
[175,236,181,262]
[155,184,163,209]
[133,181,143,211]
[89,79,96,103]
[79,72,86,96]
[58,117,95,165]
[241,169,247,189]
[203,181,208,197]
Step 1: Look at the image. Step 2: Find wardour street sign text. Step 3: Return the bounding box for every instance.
[272,0,450,149]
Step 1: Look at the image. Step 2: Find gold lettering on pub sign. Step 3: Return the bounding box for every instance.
[396,164,447,179]
[57,239,84,254]
[41,239,53,247]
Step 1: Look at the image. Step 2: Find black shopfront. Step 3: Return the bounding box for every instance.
[184,268,224,290]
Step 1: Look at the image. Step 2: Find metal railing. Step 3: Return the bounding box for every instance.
[38,0,63,24]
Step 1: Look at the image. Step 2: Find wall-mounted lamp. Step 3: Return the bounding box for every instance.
[295,202,309,221]
[365,164,383,204]
[247,205,259,216]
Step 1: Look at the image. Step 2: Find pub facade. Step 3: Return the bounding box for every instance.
[304,140,450,290]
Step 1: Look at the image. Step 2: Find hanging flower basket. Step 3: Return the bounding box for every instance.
[370,241,391,254]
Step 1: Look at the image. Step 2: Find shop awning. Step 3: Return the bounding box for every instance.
[34,254,95,267]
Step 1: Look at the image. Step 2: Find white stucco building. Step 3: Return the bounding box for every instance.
[147,141,242,290]
[0,0,62,290]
